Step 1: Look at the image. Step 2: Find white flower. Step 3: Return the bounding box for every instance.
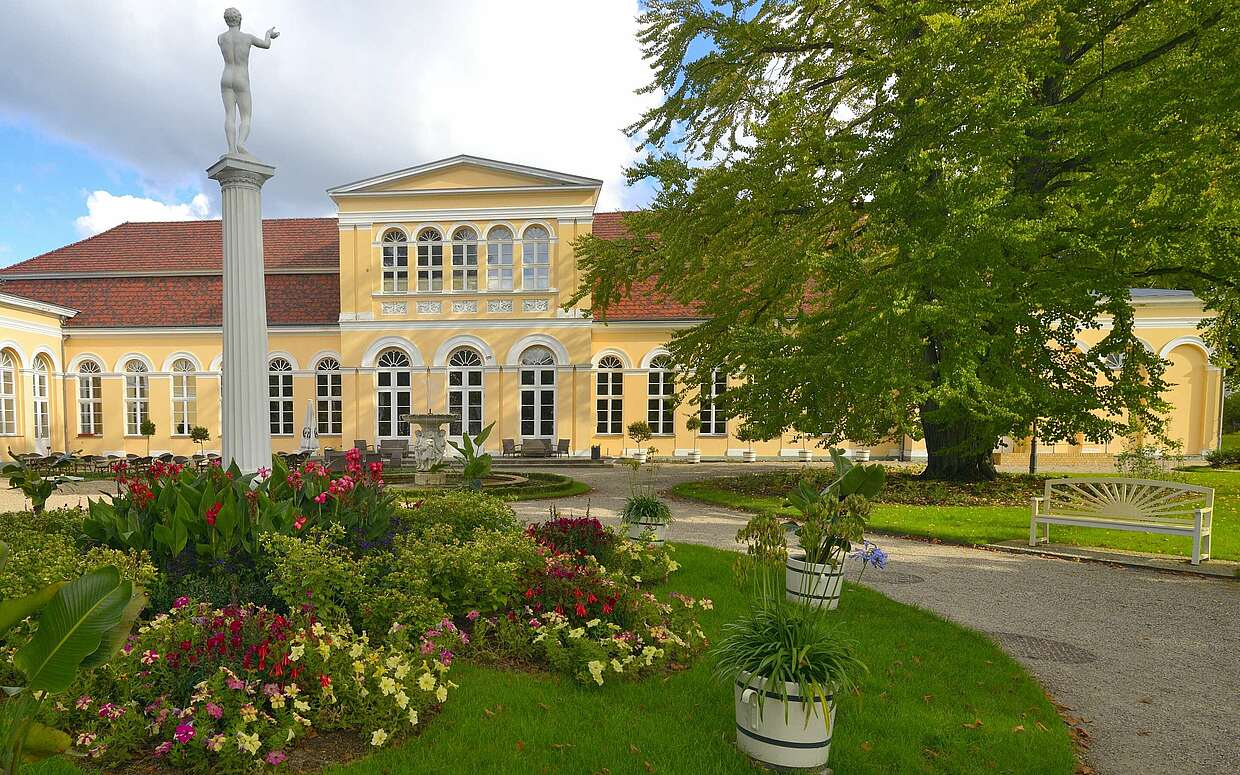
[395,690,409,709]
[289,644,305,662]
[435,685,448,703]
[587,660,605,686]
[611,659,624,673]
[418,673,437,692]
[370,729,389,747]
[408,709,419,727]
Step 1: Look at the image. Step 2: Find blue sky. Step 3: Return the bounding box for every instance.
[0,1,661,268]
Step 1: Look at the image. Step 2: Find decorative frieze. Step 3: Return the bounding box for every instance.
[380,302,407,315]
[451,300,478,313]
[523,299,550,313]
[486,300,513,313]
[415,301,442,314]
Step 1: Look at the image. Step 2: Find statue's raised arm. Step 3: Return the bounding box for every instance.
[219,8,279,158]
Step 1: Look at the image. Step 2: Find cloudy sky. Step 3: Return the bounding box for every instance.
[0,0,658,266]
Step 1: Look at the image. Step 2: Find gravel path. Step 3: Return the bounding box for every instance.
[512,463,1240,775]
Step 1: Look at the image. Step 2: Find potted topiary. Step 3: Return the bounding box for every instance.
[783,448,886,609]
[714,594,865,770]
[738,426,759,463]
[685,415,702,463]
[190,425,210,456]
[627,420,653,464]
[140,418,156,456]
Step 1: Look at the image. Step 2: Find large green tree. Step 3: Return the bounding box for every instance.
[572,0,1239,480]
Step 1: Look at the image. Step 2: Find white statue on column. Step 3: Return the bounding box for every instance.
[219,7,278,158]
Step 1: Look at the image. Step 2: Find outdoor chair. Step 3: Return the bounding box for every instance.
[520,439,552,458]
[379,439,408,468]
[502,438,517,457]
[353,439,369,453]
[555,439,570,457]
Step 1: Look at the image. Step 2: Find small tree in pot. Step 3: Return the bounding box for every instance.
[190,425,210,456]
[685,415,702,463]
[627,420,653,463]
[140,418,156,456]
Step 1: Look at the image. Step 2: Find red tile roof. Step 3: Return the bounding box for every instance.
[0,274,339,328]
[1,218,338,275]
[0,213,694,326]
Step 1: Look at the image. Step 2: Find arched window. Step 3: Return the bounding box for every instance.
[0,351,15,436]
[416,228,444,292]
[171,358,197,435]
[124,359,150,436]
[376,348,412,438]
[647,355,676,435]
[447,347,484,437]
[77,359,103,436]
[700,369,728,435]
[520,345,556,438]
[450,226,479,291]
[486,226,514,290]
[381,229,409,293]
[268,357,294,436]
[521,225,551,290]
[316,357,343,436]
[596,355,624,435]
[31,357,50,443]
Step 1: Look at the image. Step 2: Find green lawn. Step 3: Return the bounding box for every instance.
[30,544,1074,775]
[672,470,1240,561]
[1221,432,1240,450]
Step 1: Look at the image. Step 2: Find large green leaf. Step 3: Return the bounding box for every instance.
[17,720,72,761]
[13,567,134,693]
[0,582,64,637]
[79,588,147,670]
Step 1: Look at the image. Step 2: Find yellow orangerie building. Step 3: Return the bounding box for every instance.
[0,156,1225,463]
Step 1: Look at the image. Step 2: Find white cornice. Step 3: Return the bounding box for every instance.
[339,318,592,331]
[336,205,595,227]
[328,154,603,195]
[334,184,600,198]
[0,292,78,319]
[1094,316,1212,330]
[0,315,64,337]
[65,325,339,336]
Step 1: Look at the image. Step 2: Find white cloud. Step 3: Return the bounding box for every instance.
[0,1,658,218]
[74,191,211,236]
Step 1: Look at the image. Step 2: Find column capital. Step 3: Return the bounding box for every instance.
[207,155,276,188]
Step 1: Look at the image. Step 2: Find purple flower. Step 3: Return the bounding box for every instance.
[172,595,190,610]
[466,610,481,621]
[850,540,888,578]
[266,750,288,765]
[174,722,195,744]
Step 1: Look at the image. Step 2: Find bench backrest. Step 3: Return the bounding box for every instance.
[1044,478,1213,524]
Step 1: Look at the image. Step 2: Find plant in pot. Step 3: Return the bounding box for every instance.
[737,425,760,463]
[685,415,702,463]
[189,425,210,456]
[3,455,71,516]
[620,455,673,545]
[140,418,156,456]
[627,420,653,463]
[714,593,865,770]
[448,422,494,489]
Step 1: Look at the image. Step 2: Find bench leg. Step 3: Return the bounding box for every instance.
[1192,531,1201,565]
[1029,517,1039,547]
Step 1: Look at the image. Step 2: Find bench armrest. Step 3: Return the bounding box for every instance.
[1195,505,1213,514]
[1030,496,1044,515]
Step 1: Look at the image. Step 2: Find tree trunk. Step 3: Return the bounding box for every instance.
[920,401,998,481]
[1028,420,1038,475]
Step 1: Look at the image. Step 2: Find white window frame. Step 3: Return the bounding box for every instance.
[647,355,676,435]
[700,369,728,435]
[0,351,15,436]
[31,357,50,443]
[376,349,412,439]
[450,226,479,291]
[416,228,444,292]
[381,229,409,293]
[123,359,150,437]
[486,225,514,290]
[170,358,197,436]
[316,357,343,436]
[596,355,624,435]
[447,347,485,438]
[77,359,104,436]
[268,357,294,436]
[519,346,556,439]
[521,225,551,290]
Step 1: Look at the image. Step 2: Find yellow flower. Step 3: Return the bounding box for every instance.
[418,673,436,692]
[294,699,310,712]
[318,642,332,660]
[394,664,409,680]
[269,694,285,709]
[587,660,605,686]
[379,676,397,696]
[435,685,448,703]
[611,659,624,673]
[395,690,409,709]
[568,627,585,639]
[586,618,601,628]
[236,731,261,755]
[352,660,366,674]
[407,709,419,727]
[370,729,388,747]
[289,644,305,662]
[349,643,364,659]
[239,704,258,723]
[386,655,401,669]
[311,622,326,637]
[668,560,681,572]
[284,683,300,698]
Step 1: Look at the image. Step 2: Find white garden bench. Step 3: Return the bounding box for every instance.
[1030,478,1214,564]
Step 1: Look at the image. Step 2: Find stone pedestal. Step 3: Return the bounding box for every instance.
[207,154,275,473]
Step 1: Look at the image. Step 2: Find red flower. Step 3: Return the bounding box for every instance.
[602,603,614,615]
[587,593,598,604]
[320,674,332,688]
[575,602,587,618]
[293,514,307,531]
[205,502,222,526]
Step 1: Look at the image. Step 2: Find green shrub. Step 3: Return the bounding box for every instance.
[389,525,542,617]
[1204,447,1240,468]
[146,564,279,613]
[610,539,680,584]
[260,526,365,627]
[401,490,521,539]
[0,520,155,600]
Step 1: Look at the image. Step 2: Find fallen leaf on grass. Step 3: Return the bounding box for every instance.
[643,761,656,773]
[483,708,495,718]
[537,703,551,712]
[922,748,942,760]
[1012,724,1025,733]
[516,741,525,752]
[629,743,641,754]
[963,719,984,729]
[1035,721,1049,732]
[550,743,574,751]
[922,694,934,704]
[860,741,872,752]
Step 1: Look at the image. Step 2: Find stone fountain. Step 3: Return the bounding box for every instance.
[400,413,458,484]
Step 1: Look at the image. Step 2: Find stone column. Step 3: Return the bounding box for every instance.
[207,155,276,472]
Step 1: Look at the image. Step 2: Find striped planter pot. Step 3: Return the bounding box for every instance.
[734,673,835,770]
[625,519,667,545]
[797,449,814,462]
[742,450,758,463]
[785,554,845,610]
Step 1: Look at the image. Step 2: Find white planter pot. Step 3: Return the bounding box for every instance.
[734,673,835,770]
[786,554,845,610]
[686,450,702,464]
[797,449,813,462]
[631,449,648,463]
[742,450,758,463]
[853,450,871,462]
[625,519,667,545]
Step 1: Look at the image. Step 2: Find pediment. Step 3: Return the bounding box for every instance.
[328,155,601,196]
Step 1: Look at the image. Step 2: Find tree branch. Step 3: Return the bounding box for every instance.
[1058,10,1223,105]
[1064,0,1152,65]
[1130,265,1240,290]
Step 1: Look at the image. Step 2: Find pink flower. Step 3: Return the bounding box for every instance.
[75,695,92,710]
[172,596,190,610]
[154,741,173,757]
[313,492,328,505]
[294,514,307,531]
[206,702,223,720]
[226,675,246,691]
[141,649,160,664]
[174,722,195,744]
[257,466,271,479]
[266,751,288,765]
[75,732,97,747]
[466,610,480,622]
[439,649,454,666]
[98,703,126,720]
